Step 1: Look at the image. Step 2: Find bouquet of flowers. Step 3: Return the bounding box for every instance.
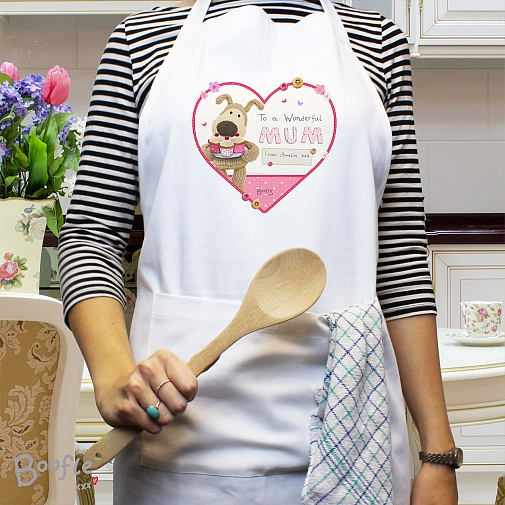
[0,61,84,236]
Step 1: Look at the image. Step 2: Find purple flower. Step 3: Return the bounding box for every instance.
[0,142,12,162]
[15,73,45,113]
[29,102,73,132]
[58,113,77,144]
[0,84,26,127]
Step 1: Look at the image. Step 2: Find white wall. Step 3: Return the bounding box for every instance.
[1,14,504,213]
[412,58,505,213]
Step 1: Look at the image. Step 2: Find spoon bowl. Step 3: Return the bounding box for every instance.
[83,248,326,470]
[249,248,326,321]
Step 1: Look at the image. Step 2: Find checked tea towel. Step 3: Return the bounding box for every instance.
[302,298,393,505]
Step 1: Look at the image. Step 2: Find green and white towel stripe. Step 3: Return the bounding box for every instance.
[302,298,393,504]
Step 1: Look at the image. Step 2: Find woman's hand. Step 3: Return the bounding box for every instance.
[411,463,458,505]
[94,348,198,435]
[68,298,198,435]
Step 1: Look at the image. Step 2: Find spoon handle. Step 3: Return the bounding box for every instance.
[83,319,254,470]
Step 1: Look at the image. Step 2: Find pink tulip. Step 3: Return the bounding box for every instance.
[42,65,71,106]
[0,62,19,81]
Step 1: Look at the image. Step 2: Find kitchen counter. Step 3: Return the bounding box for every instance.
[43,212,505,247]
[426,214,505,245]
[438,328,505,425]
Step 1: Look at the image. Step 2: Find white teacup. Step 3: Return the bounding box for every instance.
[460,301,503,337]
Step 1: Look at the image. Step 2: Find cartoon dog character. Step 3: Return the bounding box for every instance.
[202,94,264,191]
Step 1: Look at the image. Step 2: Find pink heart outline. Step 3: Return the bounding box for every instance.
[193,81,337,213]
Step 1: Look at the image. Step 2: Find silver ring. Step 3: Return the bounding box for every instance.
[156,379,171,396]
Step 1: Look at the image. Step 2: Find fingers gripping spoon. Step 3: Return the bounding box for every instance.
[83,248,327,470]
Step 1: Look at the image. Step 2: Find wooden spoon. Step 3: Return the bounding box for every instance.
[83,247,326,470]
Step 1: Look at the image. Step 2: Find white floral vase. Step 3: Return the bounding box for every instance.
[0,198,54,294]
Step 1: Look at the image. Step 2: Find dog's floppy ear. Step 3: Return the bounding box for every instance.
[215,94,233,106]
[244,99,264,112]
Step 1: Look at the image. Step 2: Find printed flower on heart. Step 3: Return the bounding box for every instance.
[200,91,208,99]
[315,84,326,95]
[0,260,19,281]
[209,81,220,93]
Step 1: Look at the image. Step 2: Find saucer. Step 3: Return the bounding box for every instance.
[447,331,505,346]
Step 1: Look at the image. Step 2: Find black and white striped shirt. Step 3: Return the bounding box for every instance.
[57,0,436,321]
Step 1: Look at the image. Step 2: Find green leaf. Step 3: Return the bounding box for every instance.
[12,278,23,288]
[52,174,64,193]
[31,187,49,199]
[40,117,58,163]
[62,151,79,172]
[49,155,65,177]
[25,129,48,197]
[1,124,22,146]
[4,176,21,186]
[54,112,76,131]
[43,201,63,238]
[12,145,29,169]
[0,72,14,86]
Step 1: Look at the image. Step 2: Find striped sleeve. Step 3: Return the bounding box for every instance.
[376,16,436,319]
[57,21,139,317]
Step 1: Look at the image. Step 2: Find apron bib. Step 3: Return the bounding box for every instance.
[118,0,411,502]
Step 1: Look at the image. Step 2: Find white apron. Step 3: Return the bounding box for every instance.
[114,0,411,503]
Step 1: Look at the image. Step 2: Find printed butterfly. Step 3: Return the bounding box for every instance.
[282,99,287,103]
[298,101,303,106]
[202,122,207,127]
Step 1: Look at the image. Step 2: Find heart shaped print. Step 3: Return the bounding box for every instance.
[193,80,337,212]
[92,476,98,486]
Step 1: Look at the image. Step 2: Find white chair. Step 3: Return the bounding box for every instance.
[0,293,87,505]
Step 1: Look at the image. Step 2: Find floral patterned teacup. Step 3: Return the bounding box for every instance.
[460,301,503,337]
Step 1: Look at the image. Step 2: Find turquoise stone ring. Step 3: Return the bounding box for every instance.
[146,402,161,419]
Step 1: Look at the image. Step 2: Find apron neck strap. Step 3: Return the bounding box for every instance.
[176,0,213,45]
[177,0,347,45]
